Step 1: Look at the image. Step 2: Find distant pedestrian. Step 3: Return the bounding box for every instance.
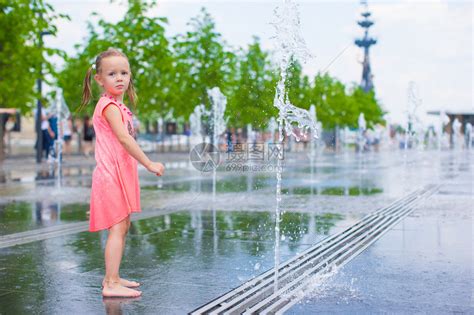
[226,129,233,152]
[34,107,55,159]
[83,115,95,157]
[62,115,73,156]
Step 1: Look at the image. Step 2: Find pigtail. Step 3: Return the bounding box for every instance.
[78,65,95,112]
[127,75,138,111]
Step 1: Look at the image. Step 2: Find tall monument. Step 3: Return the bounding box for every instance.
[355,0,377,92]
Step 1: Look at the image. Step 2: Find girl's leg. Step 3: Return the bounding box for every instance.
[117,217,140,287]
[102,217,141,297]
[124,216,131,252]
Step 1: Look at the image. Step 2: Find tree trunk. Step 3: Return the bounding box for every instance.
[0,114,4,161]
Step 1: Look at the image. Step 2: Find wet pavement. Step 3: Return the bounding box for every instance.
[287,188,472,314]
[0,149,472,314]
[0,208,354,314]
[0,201,88,236]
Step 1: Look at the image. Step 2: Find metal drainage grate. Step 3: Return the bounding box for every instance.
[190,185,439,315]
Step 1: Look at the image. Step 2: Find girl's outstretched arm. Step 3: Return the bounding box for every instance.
[103,104,164,175]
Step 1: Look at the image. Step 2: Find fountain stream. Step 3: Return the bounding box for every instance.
[271,0,319,293]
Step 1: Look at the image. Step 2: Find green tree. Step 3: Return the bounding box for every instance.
[172,8,237,119]
[306,73,384,130]
[348,86,385,129]
[286,58,312,111]
[58,0,173,120]
[227,37,277,128]
[309,73,337,129]
[0,0,68,112]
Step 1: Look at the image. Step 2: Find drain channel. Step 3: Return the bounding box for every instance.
[190,185,439,315]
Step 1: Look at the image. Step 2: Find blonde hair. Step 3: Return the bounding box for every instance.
[80,48,137,111]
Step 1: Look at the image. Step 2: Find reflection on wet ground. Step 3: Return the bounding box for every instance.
[0,201,88,236]
[0,150,471,313]
[281,186,383,196]
[0,209,346,314]
[143,176,384,196]
[1,150,467,199]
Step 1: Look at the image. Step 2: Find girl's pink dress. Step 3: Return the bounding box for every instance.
[89,95,141,232]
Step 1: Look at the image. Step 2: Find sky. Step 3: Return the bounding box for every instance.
[45,0,473,126]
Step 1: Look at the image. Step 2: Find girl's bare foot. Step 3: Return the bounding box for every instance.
[102,280,142,298]
[102,278,140,288]
[119,278,140,287]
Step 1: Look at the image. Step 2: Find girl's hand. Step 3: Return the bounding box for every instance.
[146,162,165,176]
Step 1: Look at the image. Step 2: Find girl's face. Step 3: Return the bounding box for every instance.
[94,56,131,97]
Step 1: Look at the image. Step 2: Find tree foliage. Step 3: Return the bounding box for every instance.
[226,36,277,128]
[172,8,236,119]
[0,0,68,113]
[58,0,173,118]
[8,0,385,131]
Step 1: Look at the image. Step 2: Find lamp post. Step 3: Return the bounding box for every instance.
[35,30,52,163]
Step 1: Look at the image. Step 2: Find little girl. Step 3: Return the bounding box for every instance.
[81,48,164,298]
